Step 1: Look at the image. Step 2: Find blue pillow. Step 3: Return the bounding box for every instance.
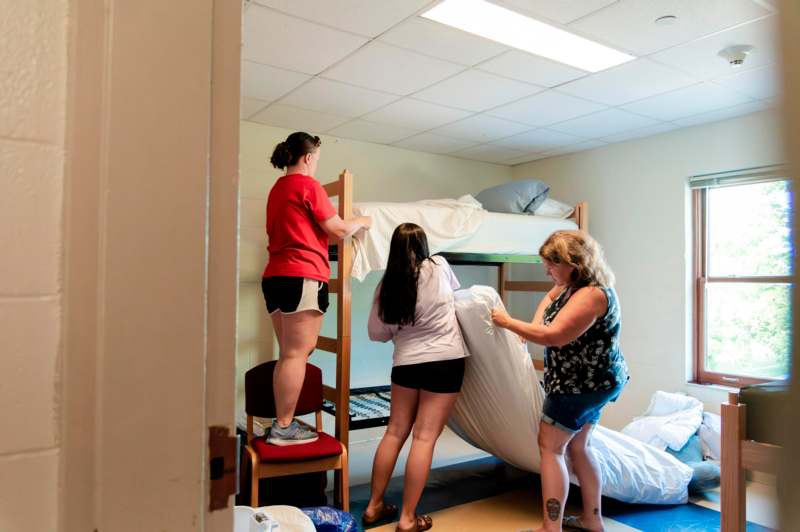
[475,179,549,214]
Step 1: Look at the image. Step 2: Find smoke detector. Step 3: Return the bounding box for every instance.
[655,15,678,26]
[718,45,755,67]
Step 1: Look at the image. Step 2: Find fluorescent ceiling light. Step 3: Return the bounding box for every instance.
[421,0,635,73]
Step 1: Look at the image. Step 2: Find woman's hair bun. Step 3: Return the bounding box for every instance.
[270,141,292,169]
[269,132,321,170]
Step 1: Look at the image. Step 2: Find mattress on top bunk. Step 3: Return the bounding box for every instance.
[450,210,577,256]
[349,199,577,280]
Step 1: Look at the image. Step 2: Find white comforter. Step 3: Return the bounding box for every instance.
[350,198,486,281]
[621,391,704,452]
[448,286,694,504]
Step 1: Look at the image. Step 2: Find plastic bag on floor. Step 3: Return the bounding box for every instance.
[301,506,357,532]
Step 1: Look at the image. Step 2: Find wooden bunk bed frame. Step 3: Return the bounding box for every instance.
[720,390,783,531]
[318,169,588,504]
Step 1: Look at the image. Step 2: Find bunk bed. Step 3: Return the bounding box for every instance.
[721,384,786,531]
[317,169,588,505]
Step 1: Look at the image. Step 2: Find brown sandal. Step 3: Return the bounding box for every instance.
[362,501,399,526]
[563,515,604,532]
[395,514,433,532]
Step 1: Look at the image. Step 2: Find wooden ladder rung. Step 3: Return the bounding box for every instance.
[316,336,338,353]
[328,278,340,294]
[322,181,341,197]
[505,281,552,292]
[323,384,338,403]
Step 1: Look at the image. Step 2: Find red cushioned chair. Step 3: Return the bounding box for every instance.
[244,361,349,510]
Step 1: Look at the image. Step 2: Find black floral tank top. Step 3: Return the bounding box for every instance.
[542,286,629,395]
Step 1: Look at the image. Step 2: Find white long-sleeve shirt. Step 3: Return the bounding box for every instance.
[368,255,467,367]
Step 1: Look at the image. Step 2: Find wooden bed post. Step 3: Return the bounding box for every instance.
[721,392,746,532]
[333,169,353,507]
[498,263,507,303]
[575,201,589,233]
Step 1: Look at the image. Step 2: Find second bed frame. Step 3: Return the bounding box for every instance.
[317,169,588,505]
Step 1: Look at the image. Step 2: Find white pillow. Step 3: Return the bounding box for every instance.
[533,198,574,219]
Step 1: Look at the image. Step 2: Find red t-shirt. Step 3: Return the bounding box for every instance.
[263,174,337,282]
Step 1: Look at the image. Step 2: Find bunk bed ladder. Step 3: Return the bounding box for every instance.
[318,169,353,507]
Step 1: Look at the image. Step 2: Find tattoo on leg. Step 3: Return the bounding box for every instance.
[546,498,561,521]
[593,508,599,516]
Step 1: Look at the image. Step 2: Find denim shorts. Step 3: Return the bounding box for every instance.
[542,384,624,433]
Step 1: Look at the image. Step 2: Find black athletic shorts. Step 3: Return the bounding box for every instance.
[391,357,466,394]
[261,276,329,315]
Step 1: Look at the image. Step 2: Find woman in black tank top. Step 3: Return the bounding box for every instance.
[492,231,628,532]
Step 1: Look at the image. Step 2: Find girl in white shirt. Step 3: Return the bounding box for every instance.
[363,223,467,532]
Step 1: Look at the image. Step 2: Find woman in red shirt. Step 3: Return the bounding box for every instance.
[263,132,371,446]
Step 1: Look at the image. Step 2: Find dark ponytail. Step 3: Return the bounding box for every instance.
[378,223,431,327]
[270,131,321,169]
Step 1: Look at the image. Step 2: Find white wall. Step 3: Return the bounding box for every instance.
[0,1,67,530]
[238,121,513,416]
[511,109,785,429]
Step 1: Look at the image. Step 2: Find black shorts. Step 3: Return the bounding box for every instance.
[391,358,466,394]
[261,276,329,315]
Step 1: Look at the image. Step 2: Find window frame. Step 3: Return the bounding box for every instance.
[692,186,792,386]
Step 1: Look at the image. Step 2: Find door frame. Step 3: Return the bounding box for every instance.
[61,1,241,530]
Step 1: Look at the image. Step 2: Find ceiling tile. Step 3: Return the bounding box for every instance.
[600,122,680,143]
[241,61,311,102]
[250,104,350,133]
[477,50,587,88]
[492,0,619,24]
[715,64,780,100]
[491,128,585,152]
[549,108,661,138]
[557,59,696,106]
[569,0,772,55]
[279,78,399,117]
[650,15,778,80]
[322,42,464,96]
[673,100,772,127]
[622,82,753,121]
[379,18,508,66]
[241,97,270,120]
[243,6,368,74]
[540,139,608,157]
[362,98,472,130]
[432,114,531,143]
[327,120,419,144]
[504,152,552,165]
[488,91,606,127]
[414,69,543,112]
[253,0,432,37]
[451,144,526,164]
[393,133,478,154]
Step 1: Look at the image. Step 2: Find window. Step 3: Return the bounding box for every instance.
[692,166,792,386]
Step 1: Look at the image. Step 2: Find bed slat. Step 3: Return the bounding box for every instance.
[505,281,553,292]
[741,440,781,475]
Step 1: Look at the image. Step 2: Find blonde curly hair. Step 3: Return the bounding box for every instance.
[539,230,615,288]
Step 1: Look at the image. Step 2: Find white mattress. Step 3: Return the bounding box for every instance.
[449,211,577,256]
[349,199,577,279]
[449,286,694,504]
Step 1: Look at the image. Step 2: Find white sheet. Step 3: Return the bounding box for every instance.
[448,286,693,505]
[351,199,486,281]
[349,200,577,280]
